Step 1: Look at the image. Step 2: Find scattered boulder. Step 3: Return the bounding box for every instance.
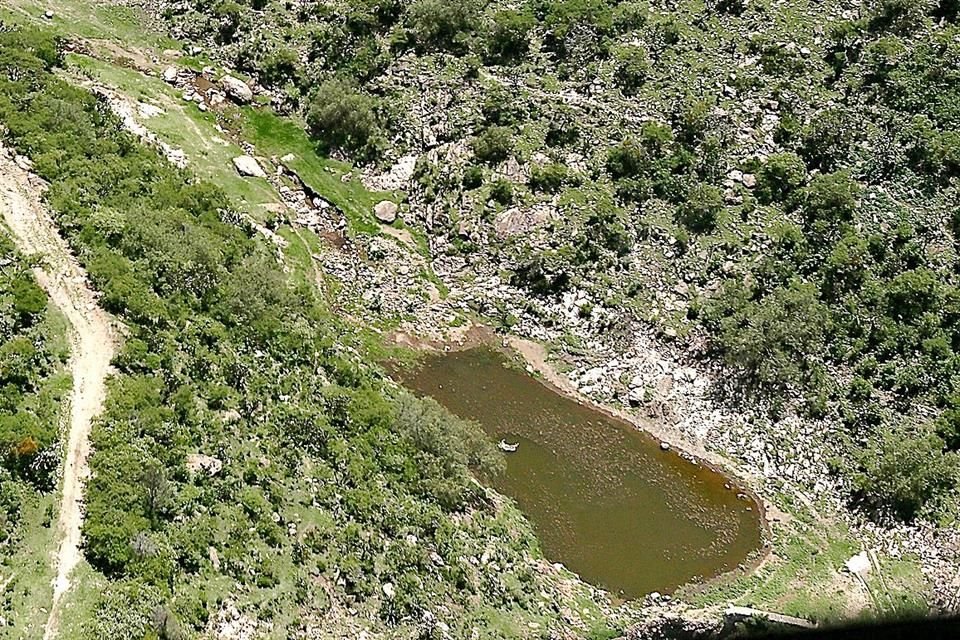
[162,66,178,84]
[208,546,221,571]
[382,582,395,599]
[186,453,223,476]
[233,155,267,178]
[493,205,554,240]
[221,75,253,104]
[845,551,871,576]
[374,200,399,223]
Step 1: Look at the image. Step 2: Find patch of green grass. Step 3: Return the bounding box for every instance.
[2,491,57,640]
[56,560,109,640]
[241,108,399,235]
[3,0,178,51]
[681,493,931,624]
[67,54,283,221]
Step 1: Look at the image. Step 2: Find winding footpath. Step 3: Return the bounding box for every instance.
[0,145,118,639]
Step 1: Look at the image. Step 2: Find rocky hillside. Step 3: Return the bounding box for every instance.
[154,0,960,525]
[2,0,959,637]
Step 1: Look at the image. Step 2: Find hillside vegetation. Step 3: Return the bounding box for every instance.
[2,0,959,636]
[0,27,624,639]
[158,0,960,523]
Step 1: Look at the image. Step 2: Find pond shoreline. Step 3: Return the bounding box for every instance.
[388,323,774,598]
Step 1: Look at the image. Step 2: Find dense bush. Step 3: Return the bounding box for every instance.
[0,234,64,487]
[486,9,536,62]
[406,0,480,53]
[851,427,959,519]
[306,80,381,160]
[472,126,514,164]
[612,44,650,94]
[529,162,570,193]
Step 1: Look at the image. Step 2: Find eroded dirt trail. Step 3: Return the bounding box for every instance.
[0,146,118,639]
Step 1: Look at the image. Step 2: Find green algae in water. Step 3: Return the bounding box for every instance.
[396,347,762,599]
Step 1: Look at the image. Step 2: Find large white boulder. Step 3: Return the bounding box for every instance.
[374,200,398,223]
[220,75,253,104]
[233,155,266,178]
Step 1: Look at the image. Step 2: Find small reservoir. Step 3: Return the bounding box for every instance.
[396,347,762,598]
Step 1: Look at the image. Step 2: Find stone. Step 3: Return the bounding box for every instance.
[845,551,871,576]
[374,200,398,223]
[186,453,223,476]
[660,442,671,451]
[233,155,267,178]
[208,546,221,571]
[742,173,757,188]
[13,155,33,171]
[162,66,178,83]
[382,582,395,599]
[221,75,253,104]
[43,9,54,19]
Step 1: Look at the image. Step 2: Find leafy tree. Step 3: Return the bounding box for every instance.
[142,461,173,523]
[852,426,958,519]
[212,0,243,43]
[489,178,514,205]
[472,126,514,164]
[756,152,807,204]
[258,47,301,87]
[306,80,380,160]
[802,171,860,224]
[709,281,830,390]
[613,45,650,94]
[486,9,535,62]
[462,165,483,189]
[11,276,46,324]
[885,268,940,320]
[676,183,723,232]
[529,163,569,193]
[406,0,480,53]
[800,109,860,172]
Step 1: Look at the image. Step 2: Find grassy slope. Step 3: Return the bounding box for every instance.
[680,491,930,623]
[241,108,399,234]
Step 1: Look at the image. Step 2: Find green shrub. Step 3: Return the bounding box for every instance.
[406,0,480,53]
[756,152,807,204]
[306,80,381,160]
[529,163,569,193]
[851,426,958,519]
[676,183,723,232]
[613,45,650,94]
[489,178,514,204]
[462,165,484,189]
[472,126,514,164]
[486,9,535,62]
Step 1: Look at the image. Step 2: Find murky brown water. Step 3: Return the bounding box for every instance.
[395,347,762,599]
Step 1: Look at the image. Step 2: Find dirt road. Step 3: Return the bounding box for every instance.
[0,146,117,639]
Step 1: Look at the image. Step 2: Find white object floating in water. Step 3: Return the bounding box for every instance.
[660,441,671,451]
[498,440,519,453]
